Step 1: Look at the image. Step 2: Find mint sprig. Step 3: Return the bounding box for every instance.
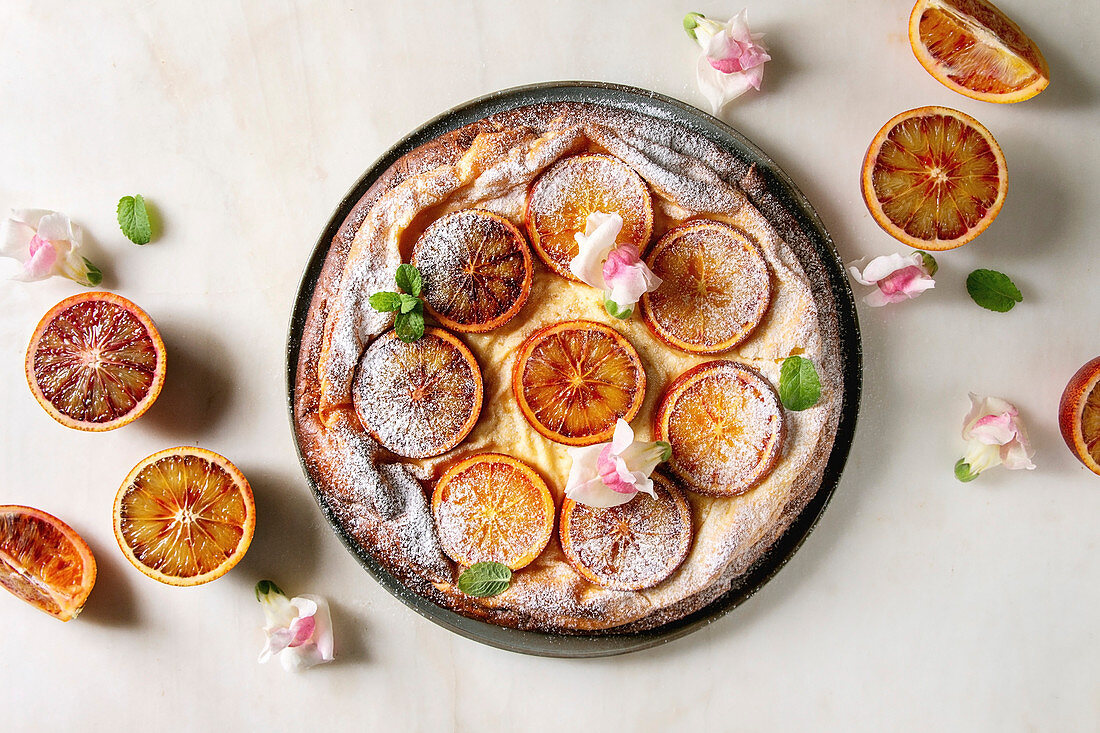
[966,269,1022,312]
[457,562,511,598]
[370,264,427,342]
[117,194,152,245]
[778,355,822,412]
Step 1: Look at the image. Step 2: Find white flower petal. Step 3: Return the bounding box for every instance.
[696,55,755,114]
[569,213,621,288]
[0,218,33,259]
[566,478,636,508]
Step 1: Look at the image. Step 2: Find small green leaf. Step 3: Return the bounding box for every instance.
[683,12,704,35]
[603,297,633,320]
[954,459,979,483]
[395,263,422,297]
[117,194,152,245]
[254,579,285,601]
[399,293,420,314]
[966,269,1022,312]
[656,440,673,462]
[82,258,103,286]
[369,292,402,312]
[778,355,822,412]
[395,305,425,343]
[457,562,512,598]
[918,251,938,277]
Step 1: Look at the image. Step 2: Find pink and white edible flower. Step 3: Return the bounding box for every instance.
[956,394,1036,482]
[256,580,334,673]
[565,419,672,508]
[848,252,936,307]
[684,10,771,114]
[0,209,102,286]
[569,212,662,318]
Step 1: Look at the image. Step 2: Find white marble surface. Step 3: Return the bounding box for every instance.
[1,1,1098,730]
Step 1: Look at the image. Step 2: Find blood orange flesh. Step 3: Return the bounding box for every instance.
[26,292,166,431]
[1059,356,1100,476]
[0,505,96,621]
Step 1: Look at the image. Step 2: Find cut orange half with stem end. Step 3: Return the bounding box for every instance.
[0,506,96,621]
[861,106,1007,250]
[352,327,483,459]
[559,471,693,591]
[655,360,784,497]
[113,447,255,586]
[909,0,1049,104]
[432,453,555,570]
[412,209,533,333]
[512,319,646,446]
[26,291,166,431]
[524,154,653,280]
[641,220,771,354]
[1059,356,1100,476]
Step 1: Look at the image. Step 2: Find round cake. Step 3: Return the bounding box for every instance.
[292,99,846,634]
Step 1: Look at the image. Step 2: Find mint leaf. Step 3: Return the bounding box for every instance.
[918,251,938,277]
[395,263,422,297]
[399,293,420,314]
[395,304,424,343]
[457,562,511,597]
[954,459,978,482]
[82,258,103,286]
[778,355,821,411]
[604,297,633,320]
[117,194,152,245]
[966,269,1022,312]
[369,292,402,312]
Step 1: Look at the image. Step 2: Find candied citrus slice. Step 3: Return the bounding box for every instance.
[432,453,555,570]
[0,506,96,621]
[352,327,483,458]
[559,471,692,591]
[412,209,533,332]
[512,320,646,446]
[1059,356,1100,476]
[25,291,166,431]
[113,447,255,586]
[861,106,1007,251]
[655,361,784,496]
[909,0,1049,103]
[524,154,653,279]
[641,220,770,354]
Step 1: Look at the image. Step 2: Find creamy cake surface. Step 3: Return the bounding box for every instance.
[293,101,845,632]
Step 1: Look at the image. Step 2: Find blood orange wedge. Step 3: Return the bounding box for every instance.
[524,154,653,279]
[861,106,1007,251]
[909,0,1049,104]
[432,453,555,570]
[1059,356,1100,476]
[25,291,166,431]
[352,327,483,459]
[113,447,255,586]
[512,320,646,446]
[655,361,784,496]
[412,209,533,333]
[641,220,771,354]
[559,471,692,591]
[0,506,96,621]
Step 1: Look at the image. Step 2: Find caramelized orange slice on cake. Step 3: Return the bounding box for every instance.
[641,220,771,354]
[353,327,483,459]
[1059,356,1100,476]
[512,320,646,446]
[524,154,653,279]
[412,209,533,333]
[0,506,96,620]
[432,453,555,570]
[862,106,1007,251]
[655,361,784,496]
[26,292,166,431]
[559,471,692,591]
[909,0,1049,104]
[114,447,255,586]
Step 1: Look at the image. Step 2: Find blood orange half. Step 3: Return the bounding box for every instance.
[25,292,166,431]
